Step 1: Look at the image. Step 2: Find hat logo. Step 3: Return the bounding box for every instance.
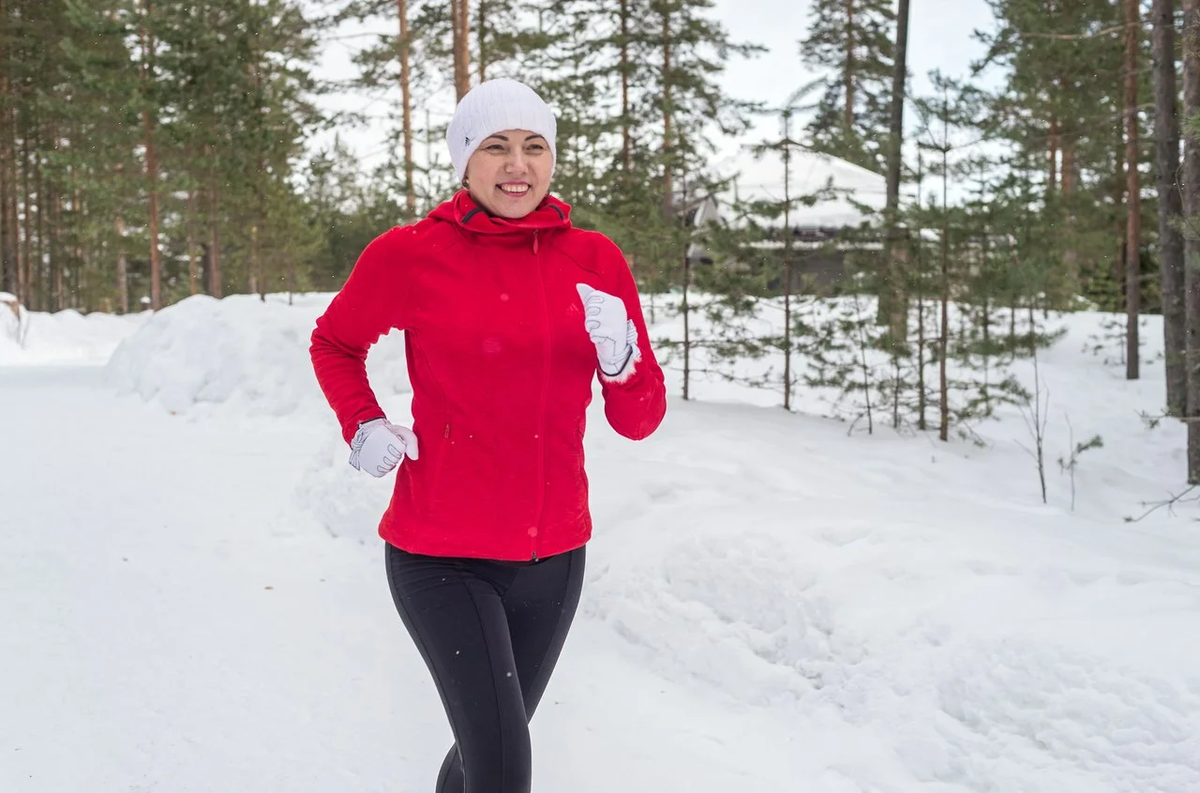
[464,135,472,146]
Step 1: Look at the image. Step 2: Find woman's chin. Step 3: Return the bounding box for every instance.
[475,186,545,218]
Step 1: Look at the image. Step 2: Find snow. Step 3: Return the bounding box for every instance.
[104,293,409,419]
[0,296,147,365]
[3,290,1200,792]
[701,147,919,229]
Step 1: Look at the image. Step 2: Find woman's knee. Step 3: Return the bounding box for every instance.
[463,725,531,793]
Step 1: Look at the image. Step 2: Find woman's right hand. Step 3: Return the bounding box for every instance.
[349,418,420,478]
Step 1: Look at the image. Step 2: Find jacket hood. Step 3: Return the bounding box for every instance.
[429,189,573,235]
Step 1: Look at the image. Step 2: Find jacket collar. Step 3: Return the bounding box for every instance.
[430,189,573,235]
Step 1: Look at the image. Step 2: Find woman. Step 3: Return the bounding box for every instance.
[309,78,667,793]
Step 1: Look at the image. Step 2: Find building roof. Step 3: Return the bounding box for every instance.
[693,146,897,230]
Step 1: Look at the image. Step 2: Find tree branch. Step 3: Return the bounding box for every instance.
[1125,485,1200,522]
[1017,23,1129,41]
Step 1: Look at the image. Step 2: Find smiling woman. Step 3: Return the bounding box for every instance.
[308,77,667,793]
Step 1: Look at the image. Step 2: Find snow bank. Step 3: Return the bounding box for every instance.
[104,293,410,418]
[0,293,146,365]
[579,408,1200,790]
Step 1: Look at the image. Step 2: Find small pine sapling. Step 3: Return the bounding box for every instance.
[1056,414,1103,511]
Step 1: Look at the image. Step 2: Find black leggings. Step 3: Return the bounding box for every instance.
[385,542,586,793]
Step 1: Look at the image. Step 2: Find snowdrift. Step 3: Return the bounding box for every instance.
[104,293,410,419]
[579,397,1200,791]
[0,292,146,365]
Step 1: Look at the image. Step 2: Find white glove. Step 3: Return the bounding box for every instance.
[348,418,419,478]
[576,283,641,376]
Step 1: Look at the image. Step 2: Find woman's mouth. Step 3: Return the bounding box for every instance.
[498,183,530,197]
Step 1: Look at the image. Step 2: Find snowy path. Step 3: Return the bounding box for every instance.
[1,365,801,792]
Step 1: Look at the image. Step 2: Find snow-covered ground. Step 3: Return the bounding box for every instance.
[0,292,149,365]
[3,290,1199,793]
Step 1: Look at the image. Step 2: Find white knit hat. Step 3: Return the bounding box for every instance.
[446,78,557,184]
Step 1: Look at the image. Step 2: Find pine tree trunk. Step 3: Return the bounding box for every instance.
[452,0,470,100]
[1115,124,1127,312]
[620,0,632,171]
[20,125,33,310]
[1126,0,1141,380]
[187,188,198,296]
[53,185,63,311]
[1048,116,1059,192]
[34,121,44,310]
[1154,0,1187,415]
[140,1,162,311]
[1181,0,1200,482]
[3,131,15,301]
[881,0,910,343]
[477,0,486,82]
[681,237,691,401]
[915,154,927,431]
[917,291,927,430]
[249,53,266,300]
[939,147,950,442]
[254,151,266,300]
[0,130,14,298]
[73,184,83,311]
[398,0,416,210]
[0,9,14,299]
[115,216,129,315]
[661,5,674,220]
[843,0,855,136]
[783,141,793,411]
[1062,136,1078,292]
[208,173,222,299]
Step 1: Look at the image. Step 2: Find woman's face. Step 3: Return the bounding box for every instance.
[464,129,553,219]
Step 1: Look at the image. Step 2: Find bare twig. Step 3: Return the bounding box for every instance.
[1015,351,1049,504]
[1125,485,1200,522]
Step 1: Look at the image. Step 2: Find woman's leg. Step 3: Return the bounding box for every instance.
[384,544,532,793]
[507,545,586,716]
[434,545,586,793]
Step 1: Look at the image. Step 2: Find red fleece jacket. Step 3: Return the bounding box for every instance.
[309,191,667,561]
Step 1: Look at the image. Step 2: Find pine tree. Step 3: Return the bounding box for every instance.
[798,0,895,172]
[1181,0,1200,482]
[1124,0,1141,379]
[1152,0,1186,415]
[338,0,429,214]
[976,0,1139,314]
[877,0,910,344]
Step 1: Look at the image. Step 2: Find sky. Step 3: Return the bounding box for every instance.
[709,0,1001,150]
[307,0,1003,189]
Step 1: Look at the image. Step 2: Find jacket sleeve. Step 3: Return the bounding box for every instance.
[310,227,414,444]
[595,237,667,441]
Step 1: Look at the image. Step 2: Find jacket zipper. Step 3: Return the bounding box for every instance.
[531,230,550,560]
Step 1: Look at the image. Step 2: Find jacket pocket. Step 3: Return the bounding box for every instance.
[424,421,452,513]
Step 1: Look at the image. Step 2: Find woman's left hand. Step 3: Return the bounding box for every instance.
[576,283,639,377]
